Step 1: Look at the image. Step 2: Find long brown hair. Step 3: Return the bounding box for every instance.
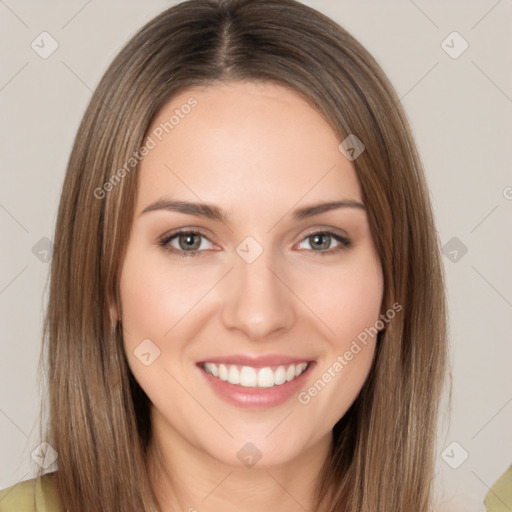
[40,0,447,510]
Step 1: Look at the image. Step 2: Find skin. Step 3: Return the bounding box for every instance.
[116,81,384,512]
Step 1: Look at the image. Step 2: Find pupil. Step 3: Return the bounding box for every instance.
[181,234,199,250]
[312,234,329,250]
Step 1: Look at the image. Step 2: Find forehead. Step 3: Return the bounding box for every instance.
[136,81,362,215]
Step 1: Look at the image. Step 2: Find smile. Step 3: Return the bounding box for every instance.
[202,362,309,388]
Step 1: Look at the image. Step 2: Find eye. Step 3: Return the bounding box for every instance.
[296,231,351,255]
[158,230,215,258]
[158,229,351,259]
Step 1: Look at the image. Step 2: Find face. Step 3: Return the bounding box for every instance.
[118,81,383,469]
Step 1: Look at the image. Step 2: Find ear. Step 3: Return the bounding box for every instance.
[108,296,121,325]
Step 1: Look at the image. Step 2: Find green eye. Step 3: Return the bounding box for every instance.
[159,230,213,258]
[173,233,203,251]
[297,231,352,255]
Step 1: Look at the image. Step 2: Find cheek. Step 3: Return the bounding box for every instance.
[306,251,384,344]
[119,244,215,346]
[294,251,383,419]
[119,244,210,402]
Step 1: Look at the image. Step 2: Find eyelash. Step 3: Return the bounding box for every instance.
[157,229,352,259]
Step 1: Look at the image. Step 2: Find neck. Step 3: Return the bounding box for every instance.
[147,407,333,512]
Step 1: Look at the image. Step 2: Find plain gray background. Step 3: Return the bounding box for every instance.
[1,1,511,510]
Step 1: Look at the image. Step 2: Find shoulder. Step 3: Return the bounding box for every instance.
[485,465,512,512]
[0,473,61,512]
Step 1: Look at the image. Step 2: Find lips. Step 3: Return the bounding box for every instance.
[196,354,315,408]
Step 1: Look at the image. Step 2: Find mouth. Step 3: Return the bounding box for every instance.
[196,355,315,408]
[200,361,310,388]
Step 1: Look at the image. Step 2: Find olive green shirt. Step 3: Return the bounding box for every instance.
[1,466,511,511]
[0,474,61,512]
[484,465,512,512]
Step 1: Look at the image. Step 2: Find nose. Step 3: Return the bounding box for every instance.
[220,248,296,341]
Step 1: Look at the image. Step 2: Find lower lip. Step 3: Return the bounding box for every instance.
[198,362,315,409]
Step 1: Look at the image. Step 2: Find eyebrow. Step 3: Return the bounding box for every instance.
[140,198,365,222]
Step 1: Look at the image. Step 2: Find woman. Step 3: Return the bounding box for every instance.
[0,0,447,510]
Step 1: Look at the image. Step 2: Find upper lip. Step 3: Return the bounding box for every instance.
[197,354,313,368]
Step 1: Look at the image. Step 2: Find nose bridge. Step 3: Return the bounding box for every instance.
[220,244,296,340]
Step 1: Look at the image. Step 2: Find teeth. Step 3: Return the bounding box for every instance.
[274,365,287,385]
[204,362,219,377]
[218,364,228,381]
[203,362,308,388]
[240,366,257,387]
[228,365,240,385]
[257,367,274,388]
